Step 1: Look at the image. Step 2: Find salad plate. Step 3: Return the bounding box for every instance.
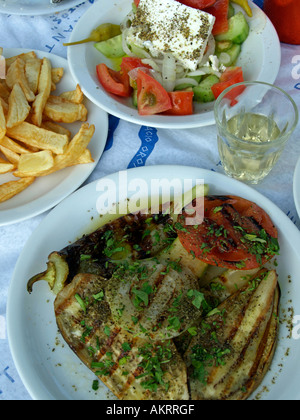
[67,0,281,129]
[7,165,300,400]
[0,0,90,15]
[0,48,108,226]
[293,155,300,219]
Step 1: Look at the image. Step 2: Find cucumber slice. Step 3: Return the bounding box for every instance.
[193,75,220,103]
[215,11,250,44]
[132,89,138,108]
[94,34,125,58]
[228,2,235,19]
[216,40,233,53]
[217,44,242,66]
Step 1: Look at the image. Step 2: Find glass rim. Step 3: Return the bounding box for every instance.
[214,81,299,146]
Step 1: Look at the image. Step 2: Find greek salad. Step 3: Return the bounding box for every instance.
[94,0,252,116]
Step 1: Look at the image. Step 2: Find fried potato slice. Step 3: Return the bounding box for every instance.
[41,121,72,139]
[75,148,94,164]
[0,176,35,203]
[0,82,9,102]
[0,101,6,140]
[52,67,64,85]
[13,123,95,177]
[0,98,8,114]
[0,145,20,165]
[5,58,35,102]
[0,157,15,173]
[51,68,64,92]
[25,57,42,94]
[6,51,37,69]
[6,83,31,128]
[31,57,52,126]
[43,95,88,123]
[60,84,84,104]
[6,122,69,155]
[17,150,54,175]
[0,136,32,154]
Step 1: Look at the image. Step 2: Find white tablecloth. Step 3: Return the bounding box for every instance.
[0,0,299,400]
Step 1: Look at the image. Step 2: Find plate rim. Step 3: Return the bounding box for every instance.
[7,164,300,401]
[0,0,92,16]
[67,0,282,129]
[0,47,108,227]
[293,155,300,219]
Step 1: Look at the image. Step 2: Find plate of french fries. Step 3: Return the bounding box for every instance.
[0,48,108,226]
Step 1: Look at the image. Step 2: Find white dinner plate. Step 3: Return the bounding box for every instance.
[293,156,300,218]
[0,0,90,15]
[67,0,281,129]
[7,165,300,400]
[0,48,108,226]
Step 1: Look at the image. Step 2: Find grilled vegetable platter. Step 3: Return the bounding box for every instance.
[27,186,282,401]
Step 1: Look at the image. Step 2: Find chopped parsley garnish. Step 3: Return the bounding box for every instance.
[239,228,280,264]
[132,282,154,309]
[191,344,231,385]
[137,341,173,392]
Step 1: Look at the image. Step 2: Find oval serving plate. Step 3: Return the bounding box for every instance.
[7,165,300,400]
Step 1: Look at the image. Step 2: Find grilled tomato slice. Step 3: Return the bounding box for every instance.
[177,195,279,270]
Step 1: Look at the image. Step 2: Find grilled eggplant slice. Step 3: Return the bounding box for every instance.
[106,258,203,340]
[184,269,279,400]
[54,273,189,400]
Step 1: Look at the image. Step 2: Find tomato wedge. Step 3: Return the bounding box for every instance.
[204,0,230,36]
[212,66,245,104]
[177,0,216,8]
[177,195,280,270]
[120,57,152,76]
[96,63,132,97]
[136,70,172,116]
[164,91,194,116]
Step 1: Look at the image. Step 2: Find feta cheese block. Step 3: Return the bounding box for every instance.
[126,0,216,71]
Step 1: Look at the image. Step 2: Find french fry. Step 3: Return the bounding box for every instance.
[0,81,10,102]
[6,83,31,128]
[51,67,64,85]
[0,157,15,173]
[25,57,42,94]
[31,57,52,126]
[6,122,69,155]
[0,136,32,154]
[5,51,37,68]
[5,57,35,102]
[0,101,6,140]
[41,121,72,139]
[0,176,35,203]
[75,148,94,164]
[0,98,8,115]
[14,123,95,177]
[43,95,88,123]
[17,150,54,175]
[60,84,84,104]
[0,145,20,165]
